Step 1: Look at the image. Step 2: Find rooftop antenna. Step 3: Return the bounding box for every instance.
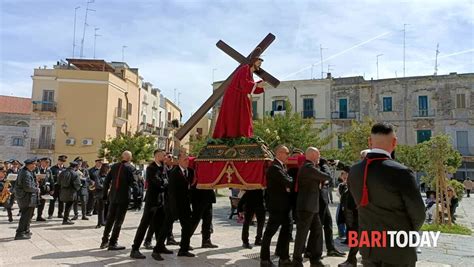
[72,6,81,58]
[327,64,334,74]
[403,23,409,77]
[320,44,327,79]
[80,0,95,58]
[178,92,182,107]
[121,45,127,62]
[376,54,383,79]
[434,43,440,75]
[93,27,100,59]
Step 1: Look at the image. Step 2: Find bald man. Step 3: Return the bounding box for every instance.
[100,151,138,250]
[348,122,425,267]
[292,147,331,267]
[260,145,293,267]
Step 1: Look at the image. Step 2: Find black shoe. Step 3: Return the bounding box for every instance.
[338,259,357,267]
[156,246,173,254]
[71,215,78,220]
[86,213,92,216]
[130,250,146,259]
[189,245,194,251]
[151,252,164,261]
[14,234,31,240]
[143,241,154,250]
[341,239,348,245]
[8,216,13,222]
[25,231,32,236]
[81,216,89,220]
[242,242,252,249]
[279,258,292,266]
[166,238,180,246]
[62,220,75,225]
[310,260,328,267]
[255,239,262,246]
[108,244,126,251]
[57,214,63,218]
[260,260,275,267]
[95,225,101,229]
[327,249,345,257]
[100,242,108,249]
[36,217,46,222]
[292,259,304,267]
[47,215,53,219]
[201,241,218,248]
[177,251,195,257]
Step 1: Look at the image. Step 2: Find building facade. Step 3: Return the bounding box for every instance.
[0,96,31,161]
[211,72,474,178]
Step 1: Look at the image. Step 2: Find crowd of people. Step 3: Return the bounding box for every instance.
[0,122,471,266]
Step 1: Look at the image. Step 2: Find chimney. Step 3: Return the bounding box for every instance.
[326,72,332,79]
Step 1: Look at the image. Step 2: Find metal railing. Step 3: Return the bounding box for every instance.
[30,138,55,150]
[413,109,436,118]
[32,101,57,112]
[301,110,315,119]
[331,111,357,119]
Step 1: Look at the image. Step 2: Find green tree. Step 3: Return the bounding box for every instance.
[253,101,333,150]
[338,118,375,162]
[98,132,157,164]
[396,144,428,172]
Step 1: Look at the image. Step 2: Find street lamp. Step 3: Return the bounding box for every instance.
[61,122,69,136]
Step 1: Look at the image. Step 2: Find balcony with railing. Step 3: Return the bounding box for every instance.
[331,111,357,120]
[30,138,55,150]
[139,122,154,133]
[32,101,57,112]
[302,110,315,119]
[413,109,436,118]
[153,127,163,136]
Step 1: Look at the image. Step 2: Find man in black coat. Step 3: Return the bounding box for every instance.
[348,122,425,267]
[162,152,195,257]
[260,145,293,267]
[48,155,67,219]
[14,158,39,240]
[58,162,82,225]
[240,189,265,249]
[35,157,54,221]
[130,149,169,261]
[87,159,103,216]
[292,147,331,267]
[190,179,218,248]
[100,151,138,250]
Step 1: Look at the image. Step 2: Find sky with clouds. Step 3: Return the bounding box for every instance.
[1,0,473,120]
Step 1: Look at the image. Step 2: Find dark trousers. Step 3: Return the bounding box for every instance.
[241,203,265,244]
[346,225,359,262]
[293,211,323,263]
[191,201,213,242]
[87,190,96,214]
[63,201,74,222]
[154,206,175,244]
[73,194,88,217]
[37,199,46,219]
[96,198,105,226]
[467,189,471,197]
[102,202,129,245]
[161,206,193,253]
[132,204,158,250]
[361,258,415,267]
[319,203,335,251]
[260,210,291,261]
[16,206,35,235]
[48,186,63,216]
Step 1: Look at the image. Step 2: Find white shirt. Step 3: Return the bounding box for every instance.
[369,148,392,159]
[179,166,187,176]
[275,158,285,167]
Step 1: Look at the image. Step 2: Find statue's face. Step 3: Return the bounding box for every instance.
[253,59,263,71]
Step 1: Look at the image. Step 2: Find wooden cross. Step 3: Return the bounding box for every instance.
[175,33,280,140]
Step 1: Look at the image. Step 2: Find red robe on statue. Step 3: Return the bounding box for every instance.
[213,65,264,138]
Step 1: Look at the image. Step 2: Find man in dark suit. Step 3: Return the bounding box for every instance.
[339,165,359,267]
[161,152,195,257]
[292,147,331,267]
[14,158,39,240]
[348,122,425,267]
[100,151,138,250]
[130,149,169,261]
[240,189,265,249]
[260,145,293,267]
[190,180,218,248]
[48,155,67,219]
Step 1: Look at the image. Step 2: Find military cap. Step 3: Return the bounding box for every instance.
[24,157,38,165]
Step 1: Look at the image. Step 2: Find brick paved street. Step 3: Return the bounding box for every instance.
[1,191,473,266]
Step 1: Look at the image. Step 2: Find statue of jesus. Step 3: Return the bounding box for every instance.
[212,49,266,139]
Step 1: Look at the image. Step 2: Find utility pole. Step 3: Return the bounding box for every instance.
[93,27,100,59]
[80,0,95,58]
[403,23,409,77]
[434,43,440,75]
[121,45,127,62]
[327,64,334,75]
[72,6,80,58]
[320,44,327,79]
[376,54,383,79]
